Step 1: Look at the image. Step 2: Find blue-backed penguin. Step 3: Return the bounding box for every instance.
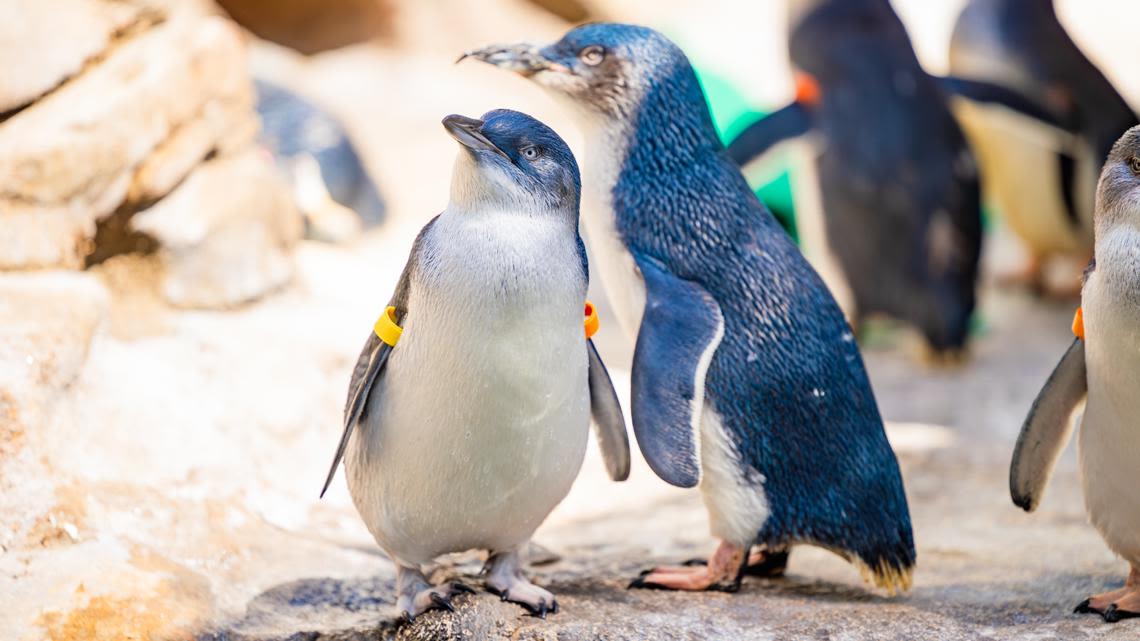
[1011,126,1140,623]
[463,23,915,594]
[255,79,386,242]
[729,0,983,360]
[948,0,1138,294]
[320,109,629,620]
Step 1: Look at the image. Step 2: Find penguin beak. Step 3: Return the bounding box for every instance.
[442,115,510,159]
[457,43,570,76]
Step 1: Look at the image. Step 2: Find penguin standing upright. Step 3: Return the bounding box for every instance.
[465,23,915,594]
[321,109,629,620]
[948,0,1138,293]
[1011,126,1140,622]
[729,0,983,359]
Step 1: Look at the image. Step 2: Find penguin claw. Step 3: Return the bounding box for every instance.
[681,558,708,567]
[1074,599,1093,614]
[429,592,456,613]
[451,582,477,595]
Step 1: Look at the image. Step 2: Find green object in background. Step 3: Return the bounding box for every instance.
[692,65,799,242]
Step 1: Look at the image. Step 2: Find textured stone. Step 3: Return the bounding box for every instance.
[0,15,254,269]
[0,0,144,113]
[131,149,301,308]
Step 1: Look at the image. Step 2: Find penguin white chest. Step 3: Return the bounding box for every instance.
[345,212,591,564]
[1078,233,1140,565]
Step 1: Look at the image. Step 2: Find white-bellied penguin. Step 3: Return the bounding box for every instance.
[729,0,983,361]
[463,23,915,594]
[320,109,630,620]
[948,0,1138,294]
[1011,126,1140,623]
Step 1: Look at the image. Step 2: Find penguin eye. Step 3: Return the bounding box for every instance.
[1129,156,1140,176]
[579,45,605,66]
[521,146,539,160]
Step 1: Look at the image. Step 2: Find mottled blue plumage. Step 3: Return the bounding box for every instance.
[556,24,916,578]
[255,80,387,227]
[781,0,982,352]
[479,109,582,209]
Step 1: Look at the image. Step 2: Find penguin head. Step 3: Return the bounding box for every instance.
[788,0,918,87]
[1095,125,1140,233]
[443,109,580,215]
[463,24,696,123]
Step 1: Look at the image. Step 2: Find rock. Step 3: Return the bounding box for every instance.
[131,149,301,308]
[0,14,255,269]
[0,272,109,459]
[0,0,146,113]
[215,0,396,55]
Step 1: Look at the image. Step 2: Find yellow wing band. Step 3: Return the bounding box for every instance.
[584,300,599,339]
[1072,306,1084,341]
[374,306,403,347]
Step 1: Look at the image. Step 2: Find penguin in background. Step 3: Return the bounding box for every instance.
[947,0,1138,295]
[1011,126,1140,623]
[728,0,983,361]
[321,109,630,620]
[464,23,915,594]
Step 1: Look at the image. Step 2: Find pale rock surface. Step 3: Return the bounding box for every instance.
[132,149,301,308]
[0,12,255,269]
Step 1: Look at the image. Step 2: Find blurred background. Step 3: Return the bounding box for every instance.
[2,1,1139,639]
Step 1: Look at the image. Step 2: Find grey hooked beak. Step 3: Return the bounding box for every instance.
[442,114,510,159]
[457,43,569,76]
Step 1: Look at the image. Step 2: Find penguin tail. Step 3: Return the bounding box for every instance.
[854,555,914,596]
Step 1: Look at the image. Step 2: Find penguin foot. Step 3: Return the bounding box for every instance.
[629,540,745,592]
[743,547,790,578]
[1074,567,1140,623]
[397,580,476,621]
[486,547,558,618]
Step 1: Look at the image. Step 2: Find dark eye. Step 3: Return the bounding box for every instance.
[579,45,605,66]
[1129,156,1140,175]
[521,146,539,160]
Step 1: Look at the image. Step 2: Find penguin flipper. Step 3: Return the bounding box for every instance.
[587,338,631,482]
[1010,337,1087,512]
[630,253,724,489]
[940,76,1076,134]
[725,101,814,168]
[321,333,393,498]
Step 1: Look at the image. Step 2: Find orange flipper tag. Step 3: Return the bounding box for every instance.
[584,300,599,339]
[1072,307,1084,341]
[374,306,403,347]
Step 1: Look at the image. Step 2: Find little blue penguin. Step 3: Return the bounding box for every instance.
[320,109,630,620]
[255,79,386,241]
[1011,126,1140,623]
[464,23,915,593]
[947,0,1138,294]
[729,0,983,360]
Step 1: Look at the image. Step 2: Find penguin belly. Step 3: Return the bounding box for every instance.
[949,98,1092,256]
[1078,254,1140,566]
[345,214,591,565]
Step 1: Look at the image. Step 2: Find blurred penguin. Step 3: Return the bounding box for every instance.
[729,0,982,360]
[255,79,387,243]
[947,0,1137,295]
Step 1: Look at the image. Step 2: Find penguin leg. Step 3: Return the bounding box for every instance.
[743,546,790,577]
[1075,565,1140,623]
[484,546,558,618]
[395,563,476,622]
[629,540,747,592]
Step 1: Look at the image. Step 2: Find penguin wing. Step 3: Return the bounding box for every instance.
[320,217,431,497]
[629,252,724,488]
[320,332,394,497]
[939,76,1075,132]
[725,101,814,169]
[1010,338,1087,512]
[587,338,631,481]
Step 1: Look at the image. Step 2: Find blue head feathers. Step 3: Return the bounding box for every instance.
[442,109,580,212]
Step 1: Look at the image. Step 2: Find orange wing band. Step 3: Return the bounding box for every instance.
[584,300,599,339]
[1072,307,1084,341]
